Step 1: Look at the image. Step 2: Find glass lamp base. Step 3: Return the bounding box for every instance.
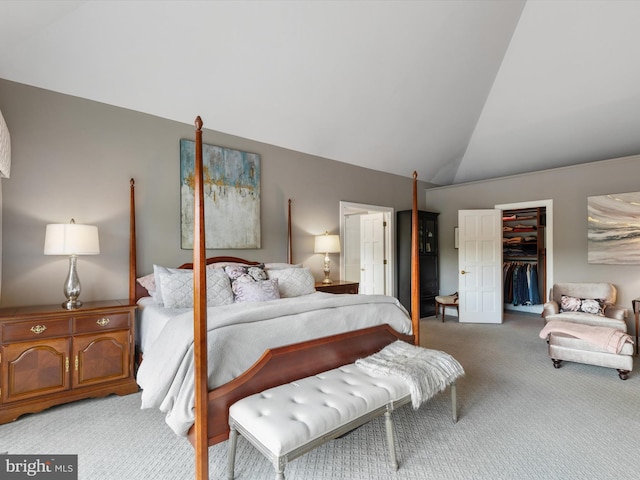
[322,255,333,284]
[62,299,82,310]
[62,255,83,310]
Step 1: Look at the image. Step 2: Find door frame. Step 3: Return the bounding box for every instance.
[495,199,554,313]
[339,201,395,296]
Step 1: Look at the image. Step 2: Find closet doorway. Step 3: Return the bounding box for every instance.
[339,202,395,296]
[496,199,554,314]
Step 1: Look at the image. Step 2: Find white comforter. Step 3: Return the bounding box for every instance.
[136,292,412,436]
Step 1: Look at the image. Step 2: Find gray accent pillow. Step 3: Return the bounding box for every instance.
[153,264,190,305]
[158,268,233,308]
[267,267,315,298]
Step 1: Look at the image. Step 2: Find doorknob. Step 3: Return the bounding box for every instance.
[460,270,468,275]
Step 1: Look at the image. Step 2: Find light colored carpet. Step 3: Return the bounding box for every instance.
[1,312,638,479]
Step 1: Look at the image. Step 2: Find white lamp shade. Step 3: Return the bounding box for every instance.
[0,109,10,178]
[314,233,341,254]
[44,223,100,255]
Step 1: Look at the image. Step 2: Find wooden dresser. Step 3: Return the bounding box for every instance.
[315,281,360,294]
[0,300,138,424]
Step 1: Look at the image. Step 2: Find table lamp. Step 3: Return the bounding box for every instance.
[44,219,100,309]
[314,231,341,284]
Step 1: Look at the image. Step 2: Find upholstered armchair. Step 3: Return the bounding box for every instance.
[542,282,627,329]
[541,283,633,380]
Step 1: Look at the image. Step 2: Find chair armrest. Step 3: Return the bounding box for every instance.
[605,305,628,321]
[542,301,559,318]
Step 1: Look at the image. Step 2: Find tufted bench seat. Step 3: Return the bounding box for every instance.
[227,363,457,479]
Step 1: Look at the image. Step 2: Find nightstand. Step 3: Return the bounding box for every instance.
[0,300,138,424]
[315,281,359,294]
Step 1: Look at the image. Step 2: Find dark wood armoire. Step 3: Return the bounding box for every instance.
[397,210,439,317]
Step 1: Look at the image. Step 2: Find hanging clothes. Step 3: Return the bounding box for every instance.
[504,261,541,306]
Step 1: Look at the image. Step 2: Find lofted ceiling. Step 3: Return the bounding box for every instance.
[0,1,639,186]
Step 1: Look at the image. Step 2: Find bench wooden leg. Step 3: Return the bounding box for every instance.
[384,408,398,470]
[274,456,286,480]
[227,426,238,479]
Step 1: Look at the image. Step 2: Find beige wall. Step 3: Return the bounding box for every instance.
[0,79,428,307]
[425,155,640,330]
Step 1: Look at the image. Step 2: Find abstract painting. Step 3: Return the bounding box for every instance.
[587,191,640,264]
[180,139,260,249]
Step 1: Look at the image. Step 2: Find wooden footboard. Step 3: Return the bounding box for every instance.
[186,324,414,446]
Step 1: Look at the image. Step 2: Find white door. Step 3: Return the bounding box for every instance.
[360,213,385,294]
[458,209,503,323]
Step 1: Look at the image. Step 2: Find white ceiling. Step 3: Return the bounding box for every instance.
[1,1,639,185]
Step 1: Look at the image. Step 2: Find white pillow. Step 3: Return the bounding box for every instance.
[153,264,189,304]
[267,267,315,298]
[206,269,235,306]
[157,268,233,308]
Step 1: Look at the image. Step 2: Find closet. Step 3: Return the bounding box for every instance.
[502,207,546,309]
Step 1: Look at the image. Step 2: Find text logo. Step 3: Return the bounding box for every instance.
[0,455,77,479]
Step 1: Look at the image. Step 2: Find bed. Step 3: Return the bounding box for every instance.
[128,117,422,478]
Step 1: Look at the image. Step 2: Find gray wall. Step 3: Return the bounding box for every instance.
[0,79,428,307]
[425,155,640,330]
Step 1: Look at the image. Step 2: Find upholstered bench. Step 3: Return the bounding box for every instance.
[227,363,458,480]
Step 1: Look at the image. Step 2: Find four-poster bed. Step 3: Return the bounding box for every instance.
[129,118,421,478]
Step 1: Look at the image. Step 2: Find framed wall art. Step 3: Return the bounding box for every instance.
[180,139,261,249]
[587,191,640,264]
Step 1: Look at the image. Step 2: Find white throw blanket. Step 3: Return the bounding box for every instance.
[356,340,464,409]
[539,320,633,354]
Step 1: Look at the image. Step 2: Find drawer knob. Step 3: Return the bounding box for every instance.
[30,325,47,334]
[96,318,111,327]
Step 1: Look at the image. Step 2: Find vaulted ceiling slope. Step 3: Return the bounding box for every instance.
[1,1,639,186]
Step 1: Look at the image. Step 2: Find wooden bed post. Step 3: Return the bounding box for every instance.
[129,178,137,305]
[287,199,293,264]
[411,171,420,345]
[192,117,209,480]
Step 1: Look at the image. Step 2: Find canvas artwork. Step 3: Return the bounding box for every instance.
[180,139,260,249]
[587,191,640,264]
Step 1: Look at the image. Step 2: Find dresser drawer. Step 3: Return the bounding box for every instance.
[74,311,131,334]
[1,317,72,343]
[341,284,359,294]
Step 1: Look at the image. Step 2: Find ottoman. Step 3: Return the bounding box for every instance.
[548,332,634,380]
